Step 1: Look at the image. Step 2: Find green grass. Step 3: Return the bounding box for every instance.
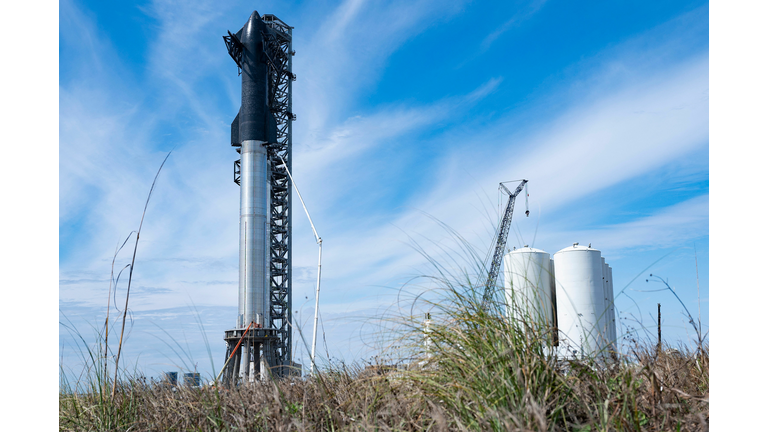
[60,279,708,431]
[61,207,707,430]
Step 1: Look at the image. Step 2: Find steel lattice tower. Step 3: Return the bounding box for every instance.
[262,14,295,376]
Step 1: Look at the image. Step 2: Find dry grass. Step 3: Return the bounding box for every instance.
[62,210,708,430]
[60,294,708,431]
[59,345,708,431]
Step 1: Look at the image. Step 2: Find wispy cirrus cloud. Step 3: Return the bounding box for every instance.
[480,0,548,51]
[295,0,469,141]
[60,0,708,374]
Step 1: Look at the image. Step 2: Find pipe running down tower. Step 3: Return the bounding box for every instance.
[221,11,297,383]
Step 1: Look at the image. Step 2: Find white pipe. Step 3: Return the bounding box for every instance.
[278,155,320,244]
[310,240,322,374]
[277,154,323,374]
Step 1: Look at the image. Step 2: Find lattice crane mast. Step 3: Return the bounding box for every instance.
[482,179,529,307]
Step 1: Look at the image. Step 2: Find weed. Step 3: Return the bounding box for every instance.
[61,214,707,430]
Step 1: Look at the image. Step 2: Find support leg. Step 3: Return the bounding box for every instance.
[244,340,251,383]
[254,343,262,380]
[223,342,234,386]
[232,345,241,386]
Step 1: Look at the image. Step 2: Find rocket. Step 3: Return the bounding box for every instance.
[225,11,278,329]
[228,10,278,146]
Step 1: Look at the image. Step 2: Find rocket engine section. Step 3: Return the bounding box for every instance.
[225,11,279,329]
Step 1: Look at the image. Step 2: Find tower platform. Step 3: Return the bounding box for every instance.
[221,327,279,386]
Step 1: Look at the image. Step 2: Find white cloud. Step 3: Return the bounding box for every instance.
[60,0,708,369]
[296,53,708,301]
[294,0,468,141]
[538,195,709,255]
[480,0,548,51]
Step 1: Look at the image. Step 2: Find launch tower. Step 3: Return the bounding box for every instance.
[221,11,295,383]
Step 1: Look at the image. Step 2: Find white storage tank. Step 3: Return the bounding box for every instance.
[503,247,556,341]
[553,243,608,358]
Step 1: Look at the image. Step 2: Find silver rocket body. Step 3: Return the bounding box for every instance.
[220,10,294,383]
[238,140,271,328]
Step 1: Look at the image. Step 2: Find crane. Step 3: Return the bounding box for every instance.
[482,179,529,307]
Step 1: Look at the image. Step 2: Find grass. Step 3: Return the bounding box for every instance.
[60,276,708,431]
[60,171,707,430]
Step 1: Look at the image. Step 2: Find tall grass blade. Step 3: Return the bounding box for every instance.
[112,150,172,400]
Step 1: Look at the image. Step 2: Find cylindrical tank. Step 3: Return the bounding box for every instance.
[553,243,607,358]
[238,139,271,328]
[503,247,555,339]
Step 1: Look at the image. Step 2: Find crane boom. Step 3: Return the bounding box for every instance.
[482,179,528,306]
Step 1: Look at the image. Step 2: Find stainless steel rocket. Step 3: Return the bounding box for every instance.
[226,11,278,329]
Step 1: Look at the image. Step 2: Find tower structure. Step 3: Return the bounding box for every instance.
[221,11,295,383]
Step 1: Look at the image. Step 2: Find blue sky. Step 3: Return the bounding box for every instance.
[59,0,709,381]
